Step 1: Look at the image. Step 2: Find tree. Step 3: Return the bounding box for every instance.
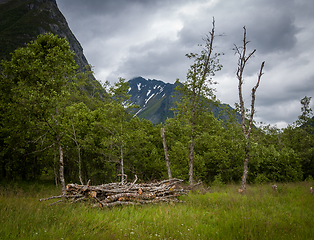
[64,102,94,185]
[248,125,302,183]
[161,127,172,179]
[282,96,314,180]
[124,118,165,181]
[174,17,222,185]
[233,27,265,191]
[109,78,131,184]
[95,77,137,184]
[1,33,77,193]
[296,96,313,129]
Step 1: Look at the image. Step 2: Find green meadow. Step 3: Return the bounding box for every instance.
[1,181,313,240]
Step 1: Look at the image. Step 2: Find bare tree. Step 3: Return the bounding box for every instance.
[234,26,265,191]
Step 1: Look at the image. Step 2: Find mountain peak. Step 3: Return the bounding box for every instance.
[127,77,177,123]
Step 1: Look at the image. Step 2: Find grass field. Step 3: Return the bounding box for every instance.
[0,181,313,239]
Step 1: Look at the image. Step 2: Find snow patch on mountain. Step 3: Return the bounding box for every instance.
[137,83,142,91]
[134,108,143,117]
[145,93,155,105]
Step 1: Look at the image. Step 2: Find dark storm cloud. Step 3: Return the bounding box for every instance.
[109,37,191,82]
[58,0,158,17]
[56,0,314,127]
[248,10,298,54]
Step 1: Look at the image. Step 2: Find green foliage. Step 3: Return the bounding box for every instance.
[0,27,312,189]
[305,175,314,182]
[254,173,269,184]
[212,173,224,187]
[296,96,313,127]
[0,33,77,181]
[280,97,314,180]
[172,19,223,185]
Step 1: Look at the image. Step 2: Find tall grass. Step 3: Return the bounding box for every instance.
[1,181,313,239]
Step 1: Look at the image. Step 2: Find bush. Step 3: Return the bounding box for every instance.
[254,173,269,184]
[212,173,224,187]
[305,175,314,182]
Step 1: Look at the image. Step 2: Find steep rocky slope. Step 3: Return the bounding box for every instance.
[0,0,89,72]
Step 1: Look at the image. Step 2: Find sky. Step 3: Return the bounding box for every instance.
[56,0,314,128]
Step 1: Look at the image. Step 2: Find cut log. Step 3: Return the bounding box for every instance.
[40,177,189,208]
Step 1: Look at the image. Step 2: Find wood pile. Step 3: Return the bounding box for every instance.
[39,176,189,207]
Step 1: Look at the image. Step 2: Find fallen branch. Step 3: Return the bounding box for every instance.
[47,200,62,207]
[71,197,86,204]
[39,194,83,202]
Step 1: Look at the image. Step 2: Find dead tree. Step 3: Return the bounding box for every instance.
[234,26,265,191]
[161,128,172,179]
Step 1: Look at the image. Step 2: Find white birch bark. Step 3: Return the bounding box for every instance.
[161,128,172,180]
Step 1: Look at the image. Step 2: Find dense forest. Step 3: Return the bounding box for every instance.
[0,32,313,190]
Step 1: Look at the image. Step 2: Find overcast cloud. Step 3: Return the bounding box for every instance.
[56,0,314,128]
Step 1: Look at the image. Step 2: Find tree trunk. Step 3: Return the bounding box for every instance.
[120,143,124,184]
[53,152,59,187]
[21,156,27,181]
[188,135,195,186]
[78,147,83,185]
[240,144,249,190]
[161,128,172,179]
[120,117,125,185]
[54,165,58,187]
[58,142,66,195]
[32,156,38,179]
[71,122,84,185]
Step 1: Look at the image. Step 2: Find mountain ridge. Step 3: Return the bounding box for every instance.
[127,77,240,124]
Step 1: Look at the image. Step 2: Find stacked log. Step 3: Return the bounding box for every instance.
[40,177,189,207]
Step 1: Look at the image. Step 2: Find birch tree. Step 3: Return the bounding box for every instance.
[234,27,265,191]
[109,78,137,184]
[1,33,77,194]
[175,17,222,185]
[161,127,172,179]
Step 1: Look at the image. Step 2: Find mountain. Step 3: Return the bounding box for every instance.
[128,77,239,124]
[0,0,90,73]
[128,77,178,124]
